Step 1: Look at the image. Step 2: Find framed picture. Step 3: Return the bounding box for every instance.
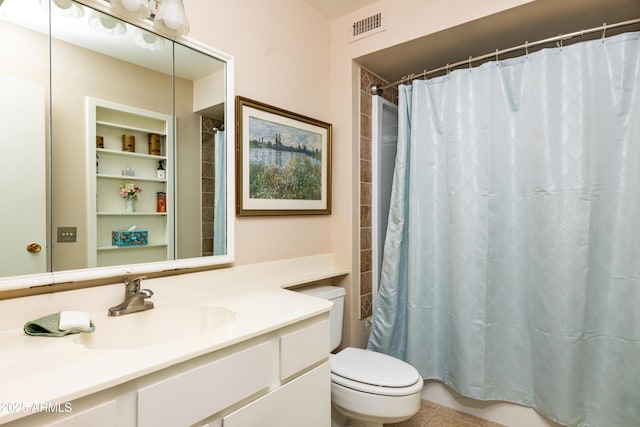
[235,96,332,216]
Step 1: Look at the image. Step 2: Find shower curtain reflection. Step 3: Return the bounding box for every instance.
[214,130,226,256]
[368,32,640,427]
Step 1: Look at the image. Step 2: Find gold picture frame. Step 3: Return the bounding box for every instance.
[236,96,332,216]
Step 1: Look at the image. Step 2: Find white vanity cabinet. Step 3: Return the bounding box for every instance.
[136,341,273,427]
[87,97,175,268]
[222,363,330,427]
[4,315,331,427]
[222,317,331,427]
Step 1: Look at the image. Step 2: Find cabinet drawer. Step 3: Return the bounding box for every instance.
[279,319,329,380]
[223,362,330,427]
[137,342,271,427]
[49,400,117,427]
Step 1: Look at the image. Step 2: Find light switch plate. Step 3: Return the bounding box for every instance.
[57,227,77,242]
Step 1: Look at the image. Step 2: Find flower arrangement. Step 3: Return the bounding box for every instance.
[120,181,142,200]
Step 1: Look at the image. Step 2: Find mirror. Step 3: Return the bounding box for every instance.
[0,0,234,289]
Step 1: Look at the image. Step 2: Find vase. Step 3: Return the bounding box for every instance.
[125,197,136,213]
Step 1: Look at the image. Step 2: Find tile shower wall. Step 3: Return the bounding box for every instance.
[359,68,397,319]
[201,116,224,257]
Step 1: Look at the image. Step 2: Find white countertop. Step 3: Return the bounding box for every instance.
[0,255,347,424]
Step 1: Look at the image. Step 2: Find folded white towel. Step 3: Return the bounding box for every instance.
[58,311,91,331]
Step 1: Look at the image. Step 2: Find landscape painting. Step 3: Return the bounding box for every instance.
[236,96,332,216]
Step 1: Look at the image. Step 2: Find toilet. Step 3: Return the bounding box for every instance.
[298,285,423,427]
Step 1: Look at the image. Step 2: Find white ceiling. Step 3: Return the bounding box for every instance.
[298,0,639,84]
[356,0,640,84]
[300,0,378,20]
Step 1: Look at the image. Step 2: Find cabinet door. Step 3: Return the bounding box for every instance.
[137,342,271,427]
[280,318,329,380]
[222,362,330,427]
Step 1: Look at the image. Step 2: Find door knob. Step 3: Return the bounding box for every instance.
[26,243,42,254]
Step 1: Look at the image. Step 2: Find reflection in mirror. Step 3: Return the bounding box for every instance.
[0,0,49,278]
[0,0,230,283]
[51,2,174,270]
[174,42,226,258]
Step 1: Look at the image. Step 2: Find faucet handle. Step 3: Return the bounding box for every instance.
[125,276,147,293]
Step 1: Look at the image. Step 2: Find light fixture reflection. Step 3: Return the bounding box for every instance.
[53,0,72,8]
[132,28,166,51]
[154,0,189,37]
[88,11,126,36]
[110,0,150,20]
[39,0,84,19]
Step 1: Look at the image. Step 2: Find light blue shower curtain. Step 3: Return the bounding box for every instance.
[213,130,226,256]
[368,32,640,427]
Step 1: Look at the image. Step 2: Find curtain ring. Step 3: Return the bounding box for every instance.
[468,56,473,70]
[402,73,415,85]
[446,64,450,75]
[525,41,529,57]
[602,22,607,42]
[495,49,499,61]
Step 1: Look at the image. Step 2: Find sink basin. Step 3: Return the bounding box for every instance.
[74,305,235,350]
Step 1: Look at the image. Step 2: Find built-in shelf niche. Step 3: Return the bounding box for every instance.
[87,97,174,268]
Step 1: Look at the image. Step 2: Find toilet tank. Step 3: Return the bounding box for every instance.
[296,285,345,352]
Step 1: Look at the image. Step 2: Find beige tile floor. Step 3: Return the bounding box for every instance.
[385,400,506,427]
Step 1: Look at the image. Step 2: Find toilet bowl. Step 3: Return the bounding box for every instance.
[330,347,423,427]
[296,286,423,427]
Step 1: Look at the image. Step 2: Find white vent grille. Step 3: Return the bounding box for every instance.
[349,12,385,42]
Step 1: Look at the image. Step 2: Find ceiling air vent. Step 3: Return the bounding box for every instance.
[349,11,385,43]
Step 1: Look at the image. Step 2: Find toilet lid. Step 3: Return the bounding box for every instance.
[330,347,421,388]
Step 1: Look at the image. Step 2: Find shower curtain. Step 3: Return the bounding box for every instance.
[368,32,640,427]
[213,130,226,256]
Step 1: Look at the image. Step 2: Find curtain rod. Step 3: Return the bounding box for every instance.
[370,17,640,94]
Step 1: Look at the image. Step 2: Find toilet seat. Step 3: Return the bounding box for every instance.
[330,348,423,396]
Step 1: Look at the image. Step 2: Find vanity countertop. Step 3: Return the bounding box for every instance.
[0,254,347,424]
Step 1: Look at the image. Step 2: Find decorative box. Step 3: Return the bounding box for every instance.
[111,230,148,247]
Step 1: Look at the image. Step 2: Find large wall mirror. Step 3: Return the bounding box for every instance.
[0,0,234,291]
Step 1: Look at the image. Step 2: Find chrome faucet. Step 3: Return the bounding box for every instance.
[108,276,154,316]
